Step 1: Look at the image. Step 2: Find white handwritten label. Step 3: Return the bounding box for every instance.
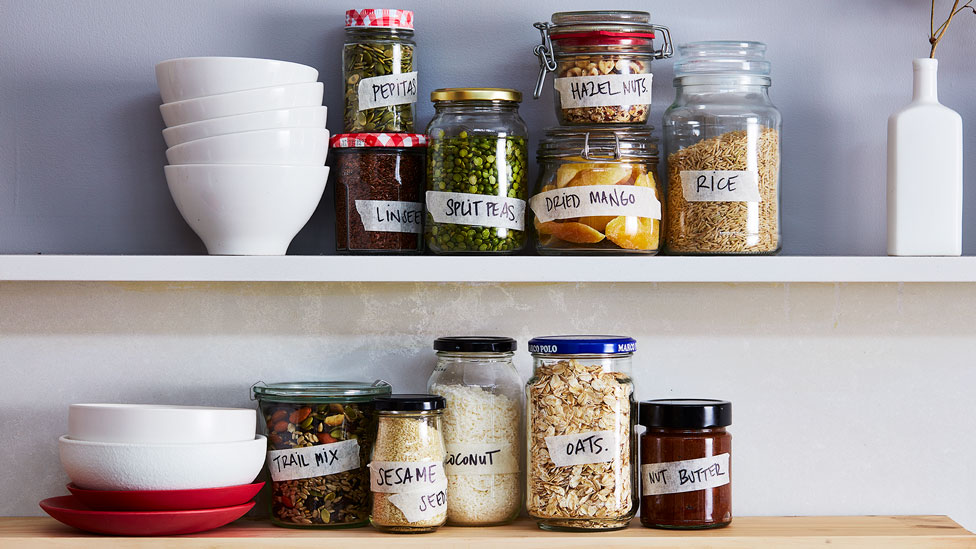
[444,443,519,475]
[357,71,418,111]
[426,191,526,231]
[354,200,423,233]
[387,488,448,523]
[530,184,662,223]
[544,430,617,467]
[266,439,360,482]
[641,453,730,496]
[680,170,761,202]
[554,73,653,109]
[369,460,447,493]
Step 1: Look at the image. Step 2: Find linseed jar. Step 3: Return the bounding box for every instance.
[638,399,732,529]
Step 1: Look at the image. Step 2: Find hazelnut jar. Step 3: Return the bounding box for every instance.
[533,11,673,125]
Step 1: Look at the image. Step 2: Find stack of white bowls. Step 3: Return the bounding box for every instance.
[156,57,330,255]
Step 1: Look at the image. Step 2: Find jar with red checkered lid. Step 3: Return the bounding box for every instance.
[343,9,417,133]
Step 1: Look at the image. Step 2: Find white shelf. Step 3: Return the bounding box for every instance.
[0,255,974,283]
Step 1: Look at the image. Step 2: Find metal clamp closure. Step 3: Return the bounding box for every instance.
[581,133,622,161]
[532,22,557,99]
[653,25,674,59]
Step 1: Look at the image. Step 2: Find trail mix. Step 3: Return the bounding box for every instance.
[426,131,528,253]
[343,42,415,132]
[527,359,634,529]
[556,56,651,124]
[261,401,377,527]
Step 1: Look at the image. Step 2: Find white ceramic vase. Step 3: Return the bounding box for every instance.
[887,58,963,256]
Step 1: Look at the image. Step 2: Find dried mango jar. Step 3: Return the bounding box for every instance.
[663,41,782,254]
[533,10,672,125]
[427,337,523,526]
[369,395,447,533]
[531,127,663,254]
[252,381,392,528]
[425,88,529,254]
[526,336,638,531]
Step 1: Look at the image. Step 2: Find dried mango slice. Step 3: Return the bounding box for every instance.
[555,165,582,188]
[568,165,632,187]
[579,216,616,232]
[537,221,605,244]
[634,173,655,189]
[605,216,659,250]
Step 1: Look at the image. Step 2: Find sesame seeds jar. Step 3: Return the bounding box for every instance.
[533,11,673,125]
[252,381,391,529]
[526,336,638,531]
[663,41,782,254]
[427,337,523,526]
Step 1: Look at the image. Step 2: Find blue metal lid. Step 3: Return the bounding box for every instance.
[528,335,636,355]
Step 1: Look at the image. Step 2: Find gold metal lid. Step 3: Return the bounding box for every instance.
[430,88,522,103]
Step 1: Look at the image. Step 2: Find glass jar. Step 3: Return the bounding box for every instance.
[425,88,529,254]
[369,395,447,533]
[343,9,417,132]
[533,11,672,125]
[526,336,637,531]
[532,127,663,254]
[663,41,782,254]
[639,399,732,529]
[252,381,392,529]
[331,133,427,254]
[427,337,523,526]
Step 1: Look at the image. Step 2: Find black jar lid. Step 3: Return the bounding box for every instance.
[374,394,446,412]
[434,336,517,353]
[639,399,732,429]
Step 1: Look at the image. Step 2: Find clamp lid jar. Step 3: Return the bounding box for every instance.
[525,336,637,531]
[252,380,391,529]
[532,11,673,125]
[638,399,732,529]
[532,127,663,254]
[425,89,529,254]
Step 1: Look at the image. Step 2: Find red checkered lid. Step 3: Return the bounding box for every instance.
[345,9,414,30]
[331,133,428,148]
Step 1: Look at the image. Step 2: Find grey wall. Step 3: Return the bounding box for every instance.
[1,0,974,255]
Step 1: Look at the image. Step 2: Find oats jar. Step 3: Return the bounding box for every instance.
[526,336,637,531]
[533,11,672,125]
[663,41,782,254]
[343,9,417,132]
[252,381,392,529]
[425,88,529,254]
[427,337,523,526]
[369,395,447,533]
[532,127,663,254]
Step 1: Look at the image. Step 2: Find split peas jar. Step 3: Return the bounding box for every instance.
[425,88,529,254]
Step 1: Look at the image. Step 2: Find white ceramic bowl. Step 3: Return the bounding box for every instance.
[159,82,323,127]
[68,404,256,444]
[164,164,328,255]
[162,106,327,148]
[59,435,266,491]
[165,128,329,166]
[156,56,319,104]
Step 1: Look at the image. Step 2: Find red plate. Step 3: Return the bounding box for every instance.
[66,482,264,511]
[39,495,254,536]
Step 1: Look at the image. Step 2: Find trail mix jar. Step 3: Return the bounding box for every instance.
[533,11,672,125]
[428,337,522,526]
[343,9,417,132]
[532,127,663,254]
[526,336,637,531]
[663,41,782,254]
[369,395,447,533]
[253,381,391,528]
[639,400,732,530]
[331,133,427,253]
[425,88,529,254]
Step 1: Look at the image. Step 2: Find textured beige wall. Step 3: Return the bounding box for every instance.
[2,281,975,528]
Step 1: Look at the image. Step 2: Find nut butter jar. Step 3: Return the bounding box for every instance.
[638,399,732,529]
